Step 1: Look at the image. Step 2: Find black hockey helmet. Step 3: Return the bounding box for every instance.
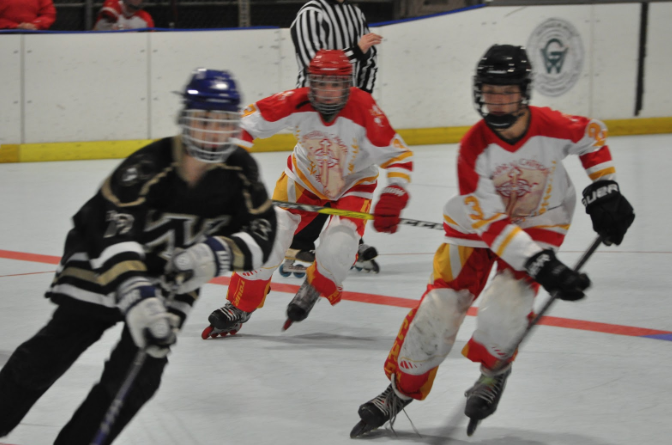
[473,44,533,129]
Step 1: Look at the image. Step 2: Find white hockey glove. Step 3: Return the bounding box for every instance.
[167,237,231,294]
[117,278,180,358]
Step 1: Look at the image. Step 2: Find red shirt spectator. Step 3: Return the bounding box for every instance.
[93,0,154,31]
[0,0,56,30]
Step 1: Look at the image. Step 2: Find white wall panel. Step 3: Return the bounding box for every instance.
[23,33,149,143]
[591,4,639,119]
[278,28,299,92]
[376,13,476,129]
[642,3,672,118]
[0,36,22,144]
[149,29,282,139]
[379,6,599,129]
[4,4,670,146]
[521,6,593,116]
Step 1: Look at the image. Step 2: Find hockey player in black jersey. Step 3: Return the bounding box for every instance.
[0,68,276,445]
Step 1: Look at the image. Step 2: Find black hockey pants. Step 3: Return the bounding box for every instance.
[0,300,167,445]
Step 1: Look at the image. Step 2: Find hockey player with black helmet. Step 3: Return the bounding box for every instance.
[351,44,635,437]
[0,69,276,444]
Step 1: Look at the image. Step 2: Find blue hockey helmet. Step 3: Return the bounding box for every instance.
[178,69,242,163]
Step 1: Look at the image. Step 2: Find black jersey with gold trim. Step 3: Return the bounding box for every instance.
[46,136,276,320]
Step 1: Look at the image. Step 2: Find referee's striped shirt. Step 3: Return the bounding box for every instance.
[290,0,378,93]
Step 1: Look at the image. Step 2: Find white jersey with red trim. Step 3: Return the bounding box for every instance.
[444,106,616,270]
[239,87,412,201]
[93,0,154,30]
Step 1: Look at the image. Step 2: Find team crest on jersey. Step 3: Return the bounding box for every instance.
[120,158,154,186]
[301,130,348,199]
[370,105,386,127]
[272,91,294,102]
[492,159,550,221]
[104,210,134,238]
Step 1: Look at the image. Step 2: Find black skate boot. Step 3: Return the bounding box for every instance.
[464,365,512,436]
[283,280,321,330]
[279,249,315,279]
[350,381,413,438]
[352,243,380,273]
[201,302,253,339]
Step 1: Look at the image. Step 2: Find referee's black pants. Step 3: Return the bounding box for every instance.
[0,300,167,445]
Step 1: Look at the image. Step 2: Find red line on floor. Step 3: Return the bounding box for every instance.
[0,271,55,278]
[211,276,672,338]
[0,249,61,265]
[4,251,670,339]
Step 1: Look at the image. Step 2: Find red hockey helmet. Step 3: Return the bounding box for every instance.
[308,49,353,77]
[307,50,353,120]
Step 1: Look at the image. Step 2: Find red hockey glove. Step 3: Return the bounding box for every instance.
[372,185,409,233]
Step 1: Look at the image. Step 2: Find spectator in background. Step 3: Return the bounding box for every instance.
[287,0,384,274]
[0,0,56,30]
[93,0,154,31]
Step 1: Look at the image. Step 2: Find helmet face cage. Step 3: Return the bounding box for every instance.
[179,69,242,163]
[180,109,241,163]
[473,45,533,129]
[308,74,352,117]
[123,0,143,14]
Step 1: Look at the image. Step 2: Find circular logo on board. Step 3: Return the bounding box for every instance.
[526,18,584,97]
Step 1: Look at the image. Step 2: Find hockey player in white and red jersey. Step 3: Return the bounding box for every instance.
[351,44,635,437]
[93,0,154,31]
[201,49,413,338]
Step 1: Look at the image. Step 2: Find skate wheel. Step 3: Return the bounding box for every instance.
[466,418,480,436]
[293,271,306,278]
[230,329,238,335]
[354,266,363,271]
[279,264,291,277]
[201,325,214,340]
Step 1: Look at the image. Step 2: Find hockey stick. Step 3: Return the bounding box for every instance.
[272,200,444,231]
[464,235,603,437]
[90,277,183,445]
[90,349,147,445]
[500,235,603,365]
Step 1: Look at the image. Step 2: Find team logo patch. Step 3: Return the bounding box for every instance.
[492,159,550,221]
[527,18,585,97]
[301,130,348,199]
[120,158,155,186]
[104,210,135,238]
[250,218,272,241]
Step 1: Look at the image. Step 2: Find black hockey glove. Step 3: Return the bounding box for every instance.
[582,180,635,246]
[525,249,591,301]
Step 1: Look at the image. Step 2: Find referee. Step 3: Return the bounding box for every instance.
[290,0,382,93]
[286,0,383,273]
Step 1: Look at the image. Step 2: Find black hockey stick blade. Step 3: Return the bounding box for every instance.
[466,418,479,436]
